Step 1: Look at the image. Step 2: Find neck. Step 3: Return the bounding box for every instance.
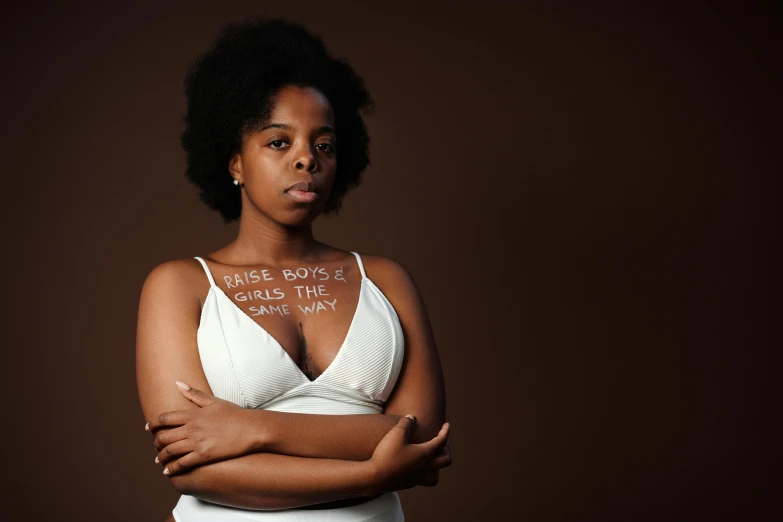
[225,209,323,266]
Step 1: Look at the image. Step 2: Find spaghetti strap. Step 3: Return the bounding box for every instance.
[351,251,366,280]
[193,256,217,287]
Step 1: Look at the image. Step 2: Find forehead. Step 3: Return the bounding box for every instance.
[268,85,334,126]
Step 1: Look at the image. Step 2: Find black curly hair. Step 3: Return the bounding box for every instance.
[180,16,375,223]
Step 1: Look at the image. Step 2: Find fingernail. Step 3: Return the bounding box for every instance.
[145,422,149,431]
[405,414,415,421]
[176,381,190,391]
[155,456,159,464]
[163,467,170,475]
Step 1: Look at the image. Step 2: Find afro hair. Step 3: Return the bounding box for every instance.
[180,16,375,223]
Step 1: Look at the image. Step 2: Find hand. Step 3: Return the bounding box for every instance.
[146,381,257,476]
[415,440,451,487]
[367,416,452,494]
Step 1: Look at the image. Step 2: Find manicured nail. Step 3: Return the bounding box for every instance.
[176,381,190,391]
[155,456,159,464]
[163,467,170,475]
[145,422,149,431]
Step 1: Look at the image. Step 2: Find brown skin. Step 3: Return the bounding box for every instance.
[136,85,450,518]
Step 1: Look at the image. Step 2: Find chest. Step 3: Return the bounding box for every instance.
[196,276,404,410]
[203,275,364,381]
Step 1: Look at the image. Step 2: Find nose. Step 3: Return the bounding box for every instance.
[293,144,317,173]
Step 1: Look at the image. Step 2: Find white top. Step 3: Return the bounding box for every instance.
[172,252,406,521]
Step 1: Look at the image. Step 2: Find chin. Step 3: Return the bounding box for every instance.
[278,207,323,227]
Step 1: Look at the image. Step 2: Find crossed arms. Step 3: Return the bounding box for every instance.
[135,255,449,510]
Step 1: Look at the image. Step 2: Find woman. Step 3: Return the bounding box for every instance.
[135,16,451,522]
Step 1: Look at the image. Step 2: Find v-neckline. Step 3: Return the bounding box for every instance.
[206,278,366,385]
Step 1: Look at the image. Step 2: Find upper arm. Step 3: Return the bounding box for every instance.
[365,256,446,443]
[135,260,214,489]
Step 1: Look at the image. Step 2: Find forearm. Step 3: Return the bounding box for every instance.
[252,411,403,461]
[170,451,379,510]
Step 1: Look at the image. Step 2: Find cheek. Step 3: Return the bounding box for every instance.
[243,164,283,208]
[249,180,281,209]
[248,158,281,189]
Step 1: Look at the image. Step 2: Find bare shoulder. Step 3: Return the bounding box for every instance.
[139,257,210,302]
[356,253,426,311]
[141,257,205,286]
[358,254,415,286]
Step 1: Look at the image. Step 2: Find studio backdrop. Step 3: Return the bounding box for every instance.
[0,3,777,521]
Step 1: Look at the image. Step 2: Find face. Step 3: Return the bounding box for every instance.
[229,85,337,226]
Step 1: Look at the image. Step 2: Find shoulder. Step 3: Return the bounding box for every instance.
[141,257,206,291]
[138,257,211,308]
[357,253,426,312]
[358,254,417,288]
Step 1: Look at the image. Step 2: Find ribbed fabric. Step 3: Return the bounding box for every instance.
[173,492,404,522]
[172,252,406,521]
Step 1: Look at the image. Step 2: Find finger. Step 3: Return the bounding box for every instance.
[418,422,450,456]
[156,439,193,466]
[153,425,189,451]
[176,381,215,408]
[147,410,196,433]
[426,440,451,466]
[163,450,208,476]
[439,440,451,457]
[425,448,452,471]
[391,415,416,442]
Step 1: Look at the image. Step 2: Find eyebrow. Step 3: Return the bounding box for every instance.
[259,123,336,135]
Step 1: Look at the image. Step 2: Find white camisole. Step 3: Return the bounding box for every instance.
[172,252,406,521]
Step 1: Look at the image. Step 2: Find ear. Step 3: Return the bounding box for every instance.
[228,153,242,182]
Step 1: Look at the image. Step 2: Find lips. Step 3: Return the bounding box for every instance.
[285,181,316,193]
[285,180,320,203]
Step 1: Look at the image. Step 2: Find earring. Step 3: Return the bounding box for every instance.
[233,179,239,186]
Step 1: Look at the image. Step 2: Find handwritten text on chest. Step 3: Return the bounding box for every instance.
[224,266,348,317]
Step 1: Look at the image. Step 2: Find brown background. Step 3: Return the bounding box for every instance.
[0,2,778,521]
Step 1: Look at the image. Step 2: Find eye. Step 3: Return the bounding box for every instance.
[268,140,288,149]
[316,143,335,153]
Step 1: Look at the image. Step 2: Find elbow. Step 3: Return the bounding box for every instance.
[410,420,443,445]
[168,474,196,495]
